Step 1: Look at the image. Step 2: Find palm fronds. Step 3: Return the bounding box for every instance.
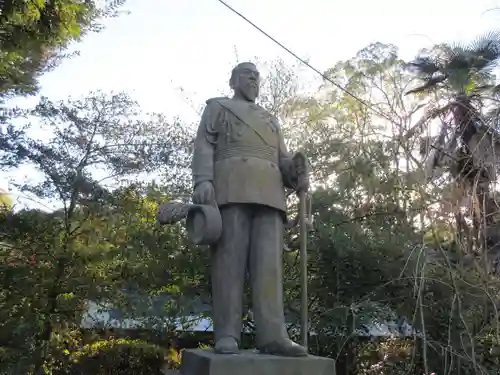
[405,30,500,95]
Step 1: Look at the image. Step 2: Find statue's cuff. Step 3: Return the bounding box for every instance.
[193,179,213,190]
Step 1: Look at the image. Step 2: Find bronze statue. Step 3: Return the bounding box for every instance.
[191,62,307,357]
[158,62,308,357]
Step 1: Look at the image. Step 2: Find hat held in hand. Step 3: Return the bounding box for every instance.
[157,201,222,246]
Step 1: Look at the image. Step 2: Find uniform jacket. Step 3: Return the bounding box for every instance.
[191,97,298,213]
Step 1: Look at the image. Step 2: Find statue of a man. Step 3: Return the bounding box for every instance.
[191,62,307,357]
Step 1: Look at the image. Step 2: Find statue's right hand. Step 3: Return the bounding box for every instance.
[192,181,215,205]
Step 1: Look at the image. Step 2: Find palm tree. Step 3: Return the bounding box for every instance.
[405,30,500,256]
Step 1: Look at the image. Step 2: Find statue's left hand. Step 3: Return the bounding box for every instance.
[292,152,309,192]
[192,181,215,205]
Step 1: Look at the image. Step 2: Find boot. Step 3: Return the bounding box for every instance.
[214,336,239,354]
[258,338,308,357]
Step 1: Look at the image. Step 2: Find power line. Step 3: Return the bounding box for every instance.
[216,0,399,125]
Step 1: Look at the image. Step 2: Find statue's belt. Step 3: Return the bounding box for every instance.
[215,143,278,163]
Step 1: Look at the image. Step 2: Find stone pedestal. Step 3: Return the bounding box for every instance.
[180,349,336,375]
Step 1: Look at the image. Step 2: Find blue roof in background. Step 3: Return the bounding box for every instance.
[80,293,416,337]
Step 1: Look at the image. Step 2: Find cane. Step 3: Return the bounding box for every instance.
[294,152,310,350]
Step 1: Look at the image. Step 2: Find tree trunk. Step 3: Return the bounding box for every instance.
[451,96,493,255]
[453,95,476,146]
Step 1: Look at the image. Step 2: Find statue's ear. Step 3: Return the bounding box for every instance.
[229,72,238,90]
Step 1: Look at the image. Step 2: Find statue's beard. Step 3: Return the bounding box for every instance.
[241,83,259,102]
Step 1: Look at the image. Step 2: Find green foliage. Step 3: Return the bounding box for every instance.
[405,31,500,263]
[423,223,455,246]
[406,30,500,95]
[3,35,500,375]
[63,338,164,375]
[274,42,500,374]
[0,91,193,374]
[354,338,420,375]
[165,347,183,370]
[0,189,13,210]
[0,345,25,374]
[0,0,127,99]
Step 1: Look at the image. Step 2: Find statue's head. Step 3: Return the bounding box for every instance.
[229,62,260,102]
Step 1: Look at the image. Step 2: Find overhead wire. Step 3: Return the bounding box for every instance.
[216,0,499,223]
[216,0,498,186]
[216,1,500,240]
[216,0,403,126]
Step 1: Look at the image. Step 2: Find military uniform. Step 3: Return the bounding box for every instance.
[192,97,299,350]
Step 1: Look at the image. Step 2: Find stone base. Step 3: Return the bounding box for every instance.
[180,349,335,375]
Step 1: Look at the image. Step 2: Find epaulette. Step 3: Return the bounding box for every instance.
[206,97,229,105]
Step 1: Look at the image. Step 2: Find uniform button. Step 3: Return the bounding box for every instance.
[237,131,243,136]
[242,157,248,162]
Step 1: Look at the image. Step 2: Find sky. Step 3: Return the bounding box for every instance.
[3,0,500,208]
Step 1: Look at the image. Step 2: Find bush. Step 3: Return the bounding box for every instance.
[0,346,25,374]
[63,338,164,375]
[165,347,182,370]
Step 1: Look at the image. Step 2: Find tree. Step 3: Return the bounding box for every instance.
[266,43,500,374]
[316,42,500,375]
[0,91,192,374]
[0,0,127,100]
[0,1,129,177]
[5,43,500,375]
[405,30,500,255]
[0,188,13,210]
[289,43,424,366]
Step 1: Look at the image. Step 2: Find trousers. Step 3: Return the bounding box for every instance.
[210,203,289,347]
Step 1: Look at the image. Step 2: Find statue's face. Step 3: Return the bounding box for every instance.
[233,63,260,102]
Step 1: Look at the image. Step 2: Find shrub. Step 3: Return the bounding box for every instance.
[0,346,26,374]
[165,347,182,370]
[64,338,164,375]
